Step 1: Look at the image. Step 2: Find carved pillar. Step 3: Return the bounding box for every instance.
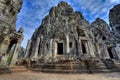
[78,38,82,55]
[77,37,80,56]
[49,39,53,57]
[24,39,31,59]
[39,35,43,57]
[66,34,69,54]
[54,41,57,58]
[96,43,101,57]
[88,41,95,57]
[52,39,56,58]
[32,38,40,59]
[105,46,112,59]
[115,44,120,59]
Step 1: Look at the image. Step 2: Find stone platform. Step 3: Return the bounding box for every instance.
[30,59,120,73]
[10,66,28,73]
[0,65,11,74]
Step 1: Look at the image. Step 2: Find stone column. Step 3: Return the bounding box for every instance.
[88,41,95,57]
[104,45,110,59]
[96,43,101,57]
[32,38,40,59]
[66,34,69,54]
[78,39,83,55]
[49,39,53,57]
[115,44,120,59]
[24,39,31,59]
[54,41,57,58]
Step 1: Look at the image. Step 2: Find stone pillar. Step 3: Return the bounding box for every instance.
[115,44,120,59]
[88,41,95,57]
[24,39,31,59]
[66,34,69,54]
[52,39,55,58]
[104,45,110,59]
[10,41,21,66]
[111,48,118,59]
[54,41,57,58]
[49,39,53,57]
[32,38,40,59]
[96,44,101,57]
[100,45,109,59]
[52,40,55,58]
[78,39,83,55]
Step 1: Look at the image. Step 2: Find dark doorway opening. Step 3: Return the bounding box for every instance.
[69,42,72,48]
[81,40,87,54]
[57,43,63,55]
[107,48,113,59]
[7,40,17,54]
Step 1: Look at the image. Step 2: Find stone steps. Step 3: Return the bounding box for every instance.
[31,67,116,73]
[31,68,88,73]
[31,59,120,73]
[0,66,11,74]
[10,66,27,72]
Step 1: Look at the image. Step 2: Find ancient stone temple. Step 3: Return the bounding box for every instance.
[109,4,120,38]
[25,1,95,61]
[0,0,23,66]
[24,1,120,73]
[109,4,120,59]
[91,18,120,59]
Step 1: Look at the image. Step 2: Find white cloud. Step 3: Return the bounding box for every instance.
[110,0,120,3]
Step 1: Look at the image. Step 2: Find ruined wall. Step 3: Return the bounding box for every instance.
[109,4,120,37]
[109,4,120,59]
[0,0,23,66]
[91,18,115,59]
[0,0,22,34]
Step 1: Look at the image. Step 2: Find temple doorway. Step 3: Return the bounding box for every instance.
[81,40,87,54]
[7,40,17,54]
[107,47,113,59]
[57,43,63,55]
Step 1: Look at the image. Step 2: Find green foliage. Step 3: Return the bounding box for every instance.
[7,54,12,65]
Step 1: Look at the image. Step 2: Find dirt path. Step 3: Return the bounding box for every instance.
[0,71,120,80]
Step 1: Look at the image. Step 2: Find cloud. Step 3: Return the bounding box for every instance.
[16,0,120,48]
[110,0,120,3]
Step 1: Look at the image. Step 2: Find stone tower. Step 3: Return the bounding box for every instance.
[0,0,23,66]
[24,2,120,73]
[109,4,120,59]
[109,4,120,38]
[26,1,96,62]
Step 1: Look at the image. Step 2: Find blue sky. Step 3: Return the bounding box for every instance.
[16,0,120,48]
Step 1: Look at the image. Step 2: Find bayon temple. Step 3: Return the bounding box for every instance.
[25,1,120,62]
[0,1,120,73]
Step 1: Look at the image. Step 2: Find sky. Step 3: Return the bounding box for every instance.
[16,0,120,48]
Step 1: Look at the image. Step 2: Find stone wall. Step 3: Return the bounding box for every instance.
[0,0,23,66]
[0,0,22,34]
[109,4,120,59]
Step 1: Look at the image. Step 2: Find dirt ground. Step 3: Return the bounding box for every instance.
[0,71,120,80]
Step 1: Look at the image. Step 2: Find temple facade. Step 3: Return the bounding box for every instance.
[24,2,120,64]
